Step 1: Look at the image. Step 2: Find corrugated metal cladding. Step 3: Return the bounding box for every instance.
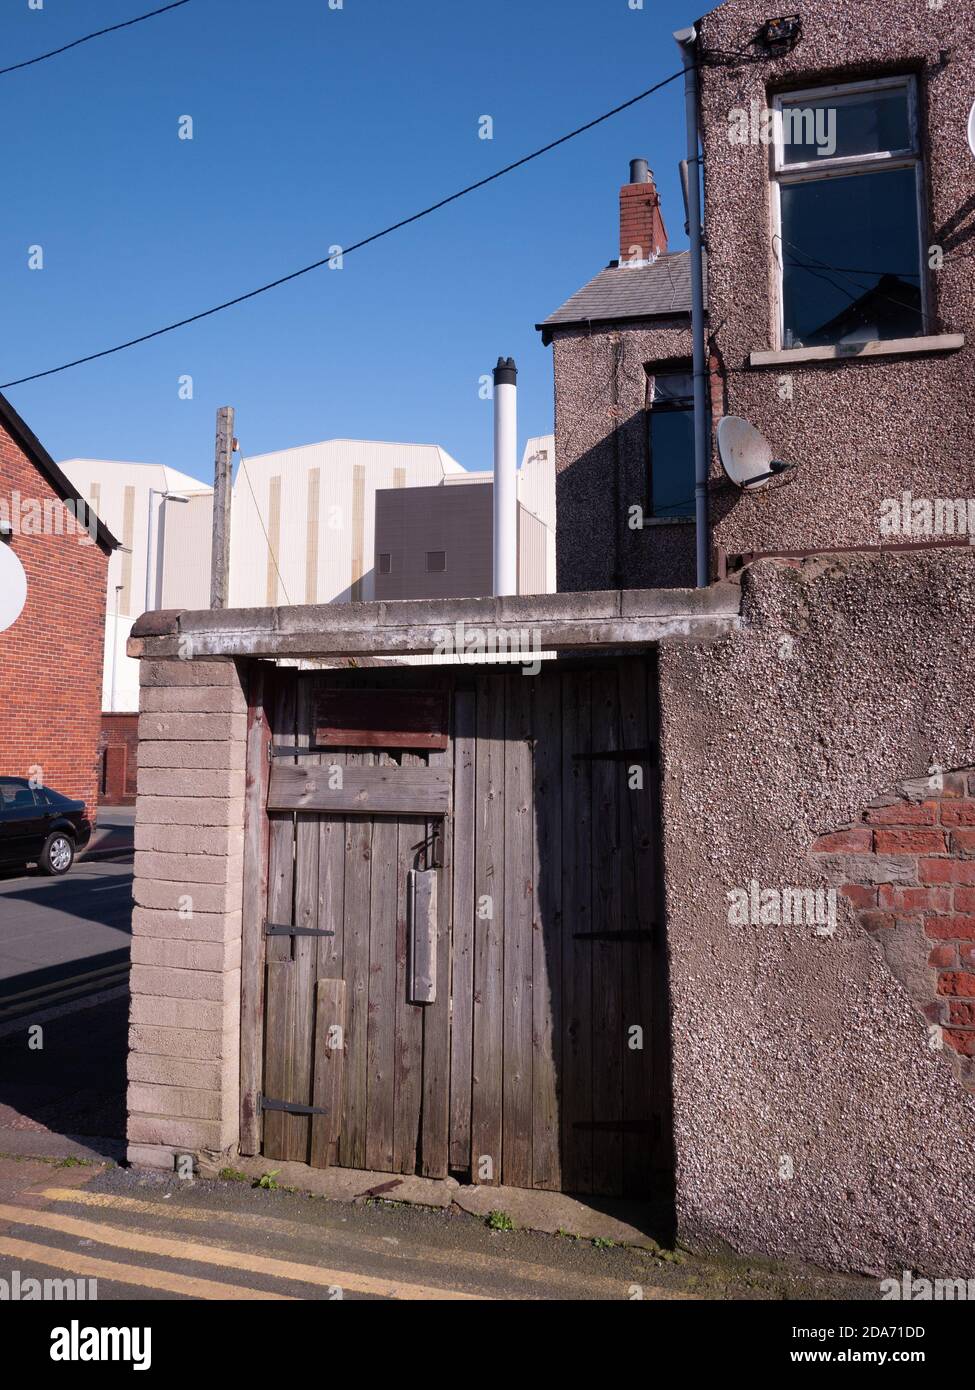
[229,439,463,607]
[59,458,212,622]
[517,507,548,596]
[161,493,212,611]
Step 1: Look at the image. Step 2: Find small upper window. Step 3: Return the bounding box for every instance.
[648,371,695,520]
[771,77,925,349]
[378,553,392,575]
[425,551,446,572]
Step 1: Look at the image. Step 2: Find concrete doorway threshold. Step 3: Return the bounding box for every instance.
[194,1153,670,1250]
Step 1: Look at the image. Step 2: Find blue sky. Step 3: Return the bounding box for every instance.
[2,0,694,482]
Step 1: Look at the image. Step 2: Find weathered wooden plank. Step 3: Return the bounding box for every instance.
[317,800,345,1169]
[288,677,320,1161]
[366,790,398,1173]
[448,689,476,1172]
[316,688,448,749]
[392,800,425,1174]
[502,674,534,1189]
[262,960,295,1161]
[310,978,347,1166]
[532,671,562,1191]
[590,667,624,1197]
[262,676,297,1159]
[267,762,451,816]
[240,662,272,1156]
[339,750,372,1170]
[618,659,656,1196]
[420,730,452,1179]
[470,675,505,1186]
[561,670,593,1194]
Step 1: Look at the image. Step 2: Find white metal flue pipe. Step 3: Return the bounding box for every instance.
[492,356,518,597]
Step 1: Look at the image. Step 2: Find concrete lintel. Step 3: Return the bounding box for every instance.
[128,587,742,662]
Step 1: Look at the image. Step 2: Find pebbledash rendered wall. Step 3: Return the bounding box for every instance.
[126,658,247,1169]
[658,548,975,1277]
[697,0,975,558]
[550,321,699,592]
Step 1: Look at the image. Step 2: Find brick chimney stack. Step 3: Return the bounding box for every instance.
[619,158,667,265]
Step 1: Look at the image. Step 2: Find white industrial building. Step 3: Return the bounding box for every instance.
[61,435,555,713]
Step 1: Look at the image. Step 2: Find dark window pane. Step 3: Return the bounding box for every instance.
[650,410,695,518]
[426,550,446,572]
[378,552,391,574]
[781,167,922,347]
[652,372,694,405]
[780,87,912,164]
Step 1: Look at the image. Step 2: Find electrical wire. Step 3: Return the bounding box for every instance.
[0,0,193,77]
[0,66,689,390]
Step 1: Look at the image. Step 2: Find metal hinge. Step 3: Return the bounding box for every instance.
[264,920,336,938]
[258,1093,329,1117]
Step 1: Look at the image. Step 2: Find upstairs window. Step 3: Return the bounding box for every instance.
[771,77,926,348]
[648,371,695,519]
[425,550,446,572]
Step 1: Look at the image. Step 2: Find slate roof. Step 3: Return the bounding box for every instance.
[537,250,702,344]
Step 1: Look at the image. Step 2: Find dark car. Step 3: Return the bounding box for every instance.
[0,778,92,876]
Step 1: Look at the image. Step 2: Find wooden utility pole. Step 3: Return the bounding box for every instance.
[210,405,235,608]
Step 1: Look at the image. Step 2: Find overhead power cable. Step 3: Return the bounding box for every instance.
[0,0,193,78]
[0,66,688,390]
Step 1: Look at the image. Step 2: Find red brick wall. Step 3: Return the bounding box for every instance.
[811,768,975,1092]
[0,419,108,821]
[99,713,139,805]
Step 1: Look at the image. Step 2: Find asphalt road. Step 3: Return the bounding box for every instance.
[0,808,133,997]
[0,1158,877,1303]
[0,809,133,1148]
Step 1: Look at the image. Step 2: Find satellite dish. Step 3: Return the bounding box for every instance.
[717,415,795,490]
[0,544,27,632]
[968,98,975,158]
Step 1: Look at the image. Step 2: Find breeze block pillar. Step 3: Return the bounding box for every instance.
[126,656,249,1172]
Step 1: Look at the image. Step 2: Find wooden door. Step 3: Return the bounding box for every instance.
[254,659,665,1197]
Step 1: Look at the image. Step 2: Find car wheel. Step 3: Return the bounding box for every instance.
[40,832,75,876]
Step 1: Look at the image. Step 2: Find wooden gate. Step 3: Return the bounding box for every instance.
[246,657,668,1198]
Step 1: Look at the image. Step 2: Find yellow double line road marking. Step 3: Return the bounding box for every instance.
[0,963,129,1024]
[38,1187,681,1299]
[0,1202,485,1301]
[0,1237,291,1301]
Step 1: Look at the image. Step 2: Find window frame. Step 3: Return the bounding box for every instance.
[647,368,696,521]
[769,75,929,350]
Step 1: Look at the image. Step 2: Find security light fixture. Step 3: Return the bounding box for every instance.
[758,15,802,52]
[0,518,12,542]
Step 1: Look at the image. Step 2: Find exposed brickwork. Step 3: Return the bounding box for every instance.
[99,713,139,804]
[619,176,668,263]
[0,418,108,818]
[127,657,248,1172]
[812,769,975,1091]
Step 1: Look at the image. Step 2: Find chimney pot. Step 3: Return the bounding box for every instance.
[629,157,650,184]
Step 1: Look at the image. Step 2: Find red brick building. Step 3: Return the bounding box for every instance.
[0,392,118,821]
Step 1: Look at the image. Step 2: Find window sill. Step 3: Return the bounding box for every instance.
[645,516,695,526]
[749,333,964,368]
